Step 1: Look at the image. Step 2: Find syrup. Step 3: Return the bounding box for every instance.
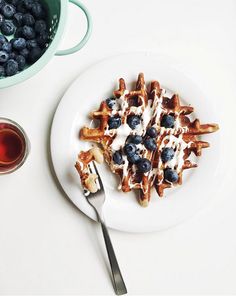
[0,123,26,173]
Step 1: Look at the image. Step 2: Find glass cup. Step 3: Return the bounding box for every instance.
[0,118,30,174]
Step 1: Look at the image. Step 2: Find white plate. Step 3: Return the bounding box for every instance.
[50,53,221,233]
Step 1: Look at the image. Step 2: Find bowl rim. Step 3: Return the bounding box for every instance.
[0,0,68,89]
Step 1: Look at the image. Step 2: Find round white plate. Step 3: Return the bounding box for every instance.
[50,53,221,233]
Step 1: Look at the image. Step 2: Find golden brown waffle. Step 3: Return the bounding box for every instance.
[77,73,219,207]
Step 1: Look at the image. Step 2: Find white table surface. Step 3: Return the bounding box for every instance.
[0,0,236,294]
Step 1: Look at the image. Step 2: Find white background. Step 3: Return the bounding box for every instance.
[0,0,236,294]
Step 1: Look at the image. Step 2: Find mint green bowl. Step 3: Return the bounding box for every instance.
[0,0,92,89]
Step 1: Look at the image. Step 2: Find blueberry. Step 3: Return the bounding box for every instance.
[15,26,23,37]
[2,41,12,52]
[127,115,141,129]
[16,2,26,13]
[113,151,123,165]
[15,54,25,70]
[31,2,45,19]
[0,0,5,10]
[0,64,5,76]
[36,31,48,47]
[5,58,18,76]
[1,4,16,18]
[128,153,141,164]
[123,143,137,156]
[22,0,34,10]
[9,50,17,59]
[128,135,142,144]
[1,20,15,35]
[161,114,175,128]
[144,137,157,151]
[137,158,152,173]
[27,46,41,63]
[19,47,29,58]
[22,25,35,39]
[7,0,19,6]
[22,13,35,26]
[34,19,46,33]
[12,37,26,50]
[108,116,121,130]
[13,12,23,26]
[0,13,4,26]
[0,50,9,62]
[106,98,115,109]
[164,168,178,183]
[161,148,175,163]
[146,127,158,138]
[26,38,37,49]
[0,34,7,46]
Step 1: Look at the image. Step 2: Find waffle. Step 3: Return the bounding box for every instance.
[76,73,219,207]
[75,147,104,195]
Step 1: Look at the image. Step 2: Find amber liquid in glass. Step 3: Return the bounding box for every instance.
[0,123,26,173]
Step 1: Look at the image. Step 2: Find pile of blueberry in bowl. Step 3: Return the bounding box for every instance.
[0,0,49,77]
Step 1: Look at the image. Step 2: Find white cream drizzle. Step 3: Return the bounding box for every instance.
[77,160,91,195]
[152,89,165,124]
[130,105,143,115]
[121,155,129,177]
[112,90,129,117]
[117,155,129,190]
[77,160,87,173]
[142,100,153,133]
[110,123,132,151]
[159,134,192,173]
